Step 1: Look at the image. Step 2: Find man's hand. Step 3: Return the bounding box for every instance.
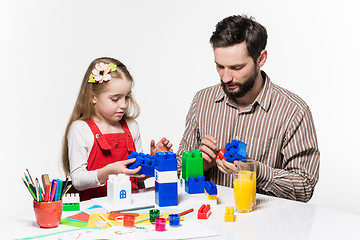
[216,159,237,175]
[199,135,217,163]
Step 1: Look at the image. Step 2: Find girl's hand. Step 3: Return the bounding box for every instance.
[97,158,145,184]
[150,137,173,155]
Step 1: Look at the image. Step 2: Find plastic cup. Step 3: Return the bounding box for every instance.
[233,160,256,213]
[33,200,63,228]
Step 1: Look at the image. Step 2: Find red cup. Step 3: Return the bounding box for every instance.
[33,200,63,228]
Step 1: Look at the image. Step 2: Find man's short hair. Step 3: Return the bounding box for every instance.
[210,15,268,63]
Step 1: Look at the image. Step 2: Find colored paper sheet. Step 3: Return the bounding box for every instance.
[64,212,90,222]
[59,218,88,228]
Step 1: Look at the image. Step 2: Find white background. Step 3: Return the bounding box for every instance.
[1,0,359,217]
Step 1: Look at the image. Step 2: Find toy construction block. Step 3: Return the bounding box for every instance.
[204,181,217,200]
[62,192,80,211]
[127,151,155,177]
[224,206,235,222]
[155,151,178,207]
[185,176,205,194]
[223,140,247,163]
[216,148,226,161]
[107,174,132,206]
[197,204,211,219]
[182,150,203,181]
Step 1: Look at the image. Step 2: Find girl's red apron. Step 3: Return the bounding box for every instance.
[79,119,138,201]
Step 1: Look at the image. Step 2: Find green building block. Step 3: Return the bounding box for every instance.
[63,202,80,211]
[182,150,203,181]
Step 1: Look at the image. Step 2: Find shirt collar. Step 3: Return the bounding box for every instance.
[214,71,273,112]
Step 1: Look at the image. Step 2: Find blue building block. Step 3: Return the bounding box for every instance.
[155,181,178,207]
[127,151,155,177]
[185,176,205,194]
[204,181,217,195]
[223,140,247,163]
[155,151,178,207]
[155,151,177,171]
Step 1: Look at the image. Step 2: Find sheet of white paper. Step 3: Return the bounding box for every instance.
[103,221,219,240]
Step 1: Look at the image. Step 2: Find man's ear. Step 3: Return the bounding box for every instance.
[257,50,267,67]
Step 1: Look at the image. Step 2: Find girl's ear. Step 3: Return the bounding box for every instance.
[92,95,97,104]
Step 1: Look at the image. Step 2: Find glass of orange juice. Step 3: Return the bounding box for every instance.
[233,159,256,213]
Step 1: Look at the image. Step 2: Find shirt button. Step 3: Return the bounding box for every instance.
[96,134,101,138]
[115,143,118,148]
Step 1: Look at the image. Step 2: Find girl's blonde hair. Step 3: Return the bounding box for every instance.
[61,57,140,176]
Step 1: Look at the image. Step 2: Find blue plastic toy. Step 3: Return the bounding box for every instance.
[185,176,205,194]
[155,151,178,207]
[223,140,247,163]
[204,180,217,195]
[127,151,155,177]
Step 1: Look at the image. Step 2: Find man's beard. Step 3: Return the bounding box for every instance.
[221,65,258,100]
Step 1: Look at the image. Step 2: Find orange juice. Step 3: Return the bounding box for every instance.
[233,170,254,213]
[252,172,256,207]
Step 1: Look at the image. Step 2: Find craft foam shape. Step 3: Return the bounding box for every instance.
[223,140,247,163]
[127,151,155,177]
[182,150,203,181]
[204,181,217,195]
[224,206,235,222]
[169,214,180,227]
[197,204,211,219]
[185,176,205,194]
[107,174,132,206]
[155,151,178,207]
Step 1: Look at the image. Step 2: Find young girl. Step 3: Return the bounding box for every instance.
[62,57,172,201]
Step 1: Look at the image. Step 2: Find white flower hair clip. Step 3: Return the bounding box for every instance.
[88,62,117,83]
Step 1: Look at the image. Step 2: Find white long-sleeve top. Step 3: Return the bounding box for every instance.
[67,119,143,191]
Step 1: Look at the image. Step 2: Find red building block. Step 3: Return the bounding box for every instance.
[197,204,211,219]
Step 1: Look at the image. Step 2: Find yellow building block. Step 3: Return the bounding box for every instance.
[224,206,235,222]
[207,194,217,200]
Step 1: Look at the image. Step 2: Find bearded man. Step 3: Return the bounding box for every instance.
[177,15,320,202]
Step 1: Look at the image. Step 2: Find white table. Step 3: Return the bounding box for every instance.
[2,186,360,239]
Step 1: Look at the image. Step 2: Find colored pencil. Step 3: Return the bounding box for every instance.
[35,178,40,202]
[22,177,36,200]
[61,176,69,197]
[26,168,35,186]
